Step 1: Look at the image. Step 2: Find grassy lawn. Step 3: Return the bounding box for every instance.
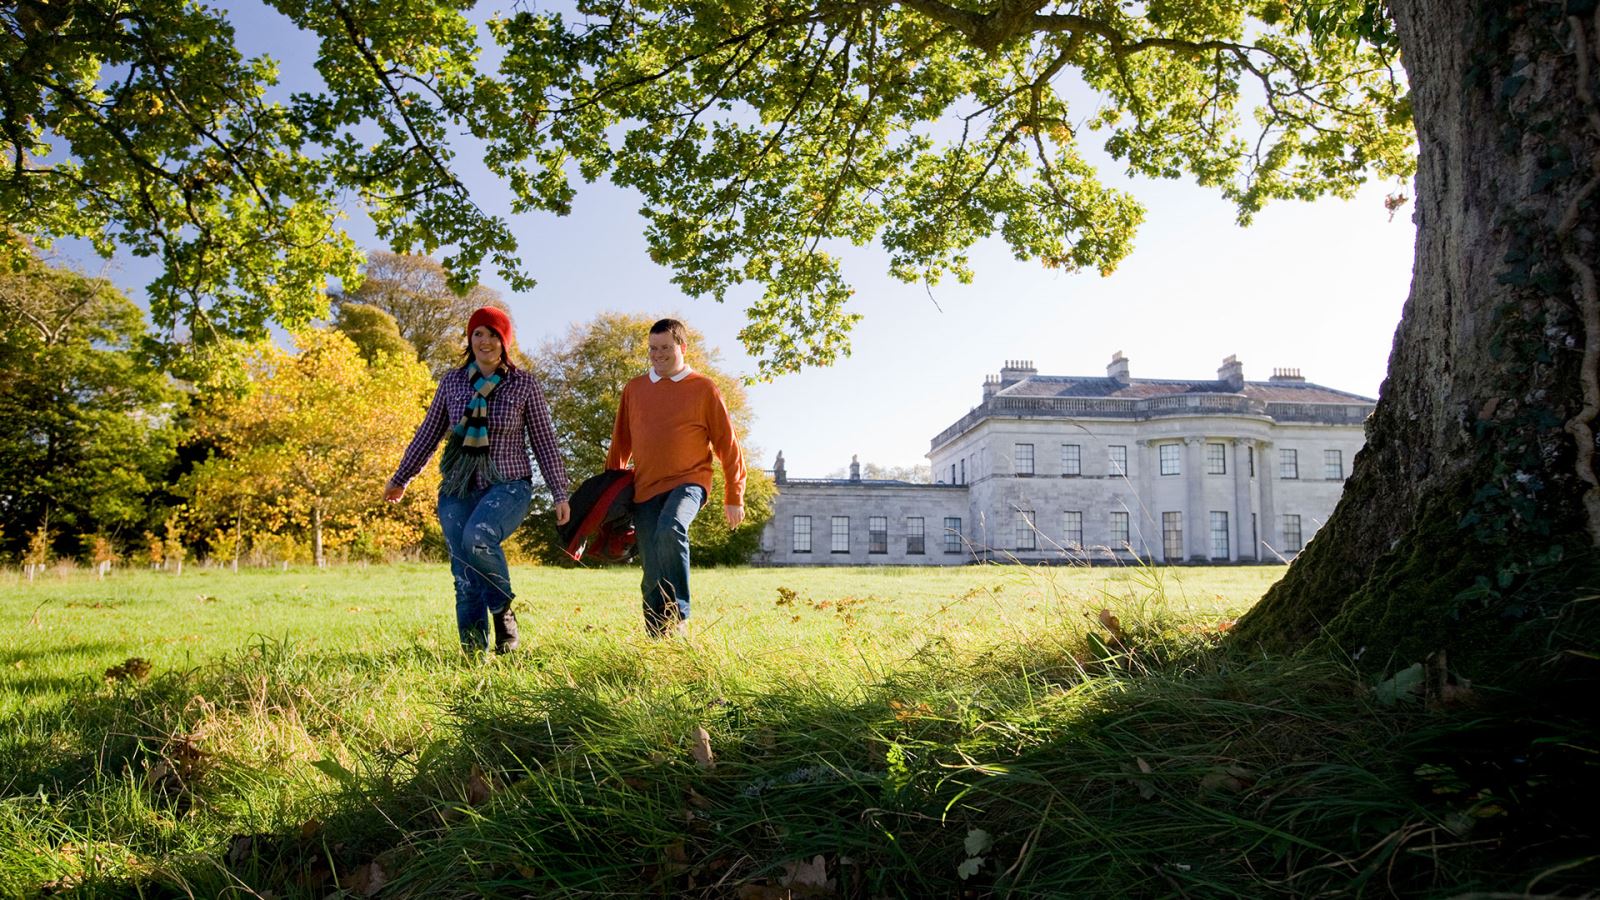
[0,563,1583,897]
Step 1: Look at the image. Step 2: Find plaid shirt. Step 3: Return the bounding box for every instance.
[392,366,569,502]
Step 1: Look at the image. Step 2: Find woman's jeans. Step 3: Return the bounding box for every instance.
[633,483,705,635]
[437,479,533,651]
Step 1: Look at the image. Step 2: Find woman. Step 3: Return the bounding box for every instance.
[385,306,570,654]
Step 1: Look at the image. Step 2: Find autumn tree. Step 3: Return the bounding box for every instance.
[333,301,416,365]
[331,251,506,374]
[181,329,436,565]
[0,253,181,559]
[525,311,775,564]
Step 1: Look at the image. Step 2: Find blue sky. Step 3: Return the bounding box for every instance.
[66,2,1418,476]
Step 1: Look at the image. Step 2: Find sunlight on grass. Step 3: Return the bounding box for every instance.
[3,562,1581,897]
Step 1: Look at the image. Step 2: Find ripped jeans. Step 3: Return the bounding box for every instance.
[437,479,533,651]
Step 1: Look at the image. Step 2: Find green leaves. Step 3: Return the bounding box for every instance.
[5,0,1417,377]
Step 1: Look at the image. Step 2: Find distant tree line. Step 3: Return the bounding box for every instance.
[0,251,772,569]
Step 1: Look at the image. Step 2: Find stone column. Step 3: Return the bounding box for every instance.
[1257,440,1279,560]
[1135,439,1156,559]
[1232,439,1253,561]
[1184,436,1206,561]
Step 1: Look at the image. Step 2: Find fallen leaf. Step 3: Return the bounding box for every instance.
[340,861,387,897]
[466,764,493,805]
[781,854,830,890]
[298,818,323,840]
[690,726,716,769]
[1097,609,1127,645]
[104,657,153,682]
[964,828,993,856]
[957,856,985,880]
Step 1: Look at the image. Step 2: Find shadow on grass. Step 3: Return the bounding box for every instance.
[117,637,1600,899]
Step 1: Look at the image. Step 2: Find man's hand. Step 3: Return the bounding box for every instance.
[555,500,571,525]
[724,504,744,527]
[383,482,405,503]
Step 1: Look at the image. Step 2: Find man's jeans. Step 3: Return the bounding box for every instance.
[634,483,705,635]
[437,479,533,651]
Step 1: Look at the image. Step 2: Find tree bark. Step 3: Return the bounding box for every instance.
[1234,0,1600,681]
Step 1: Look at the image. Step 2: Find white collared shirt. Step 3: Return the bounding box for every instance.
[647,365,694,383]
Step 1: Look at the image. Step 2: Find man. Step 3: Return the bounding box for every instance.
[607,318,745,636]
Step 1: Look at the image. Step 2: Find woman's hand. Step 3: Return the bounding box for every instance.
[554,500,571,525]
[383,483,405,503]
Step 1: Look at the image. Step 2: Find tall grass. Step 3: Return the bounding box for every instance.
[1,563,1592,897]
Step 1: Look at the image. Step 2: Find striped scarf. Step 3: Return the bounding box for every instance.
[439,361,505,497]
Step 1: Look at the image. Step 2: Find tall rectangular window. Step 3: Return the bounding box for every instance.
[1248,445,1255,477]
[1162,512,1184,561]
[1280,449,1299,479]
[868,516,888,554]
[1109,511,1130,547]
[950,463,957,484]
[1060,444,1081,476]
[1325,449,1344,480]
[1210,511,1230,559]
[1283,514,1303,552]
[1015,443,1035,476]
[1015,509,1036,551]
[1160,443,1182,475]
[1109,444,1128,476]
[831,516,850,553]
[1206,442,1227,474]
[792,516,811,553]
[959,458,965,484]
[1062,511,1083,548]
[906,517,925,555]
[944,517,963,553]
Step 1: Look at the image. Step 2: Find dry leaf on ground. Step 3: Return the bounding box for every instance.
[690,726,716,769]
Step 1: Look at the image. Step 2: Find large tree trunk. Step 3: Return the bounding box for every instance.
[1234,0,1600,681]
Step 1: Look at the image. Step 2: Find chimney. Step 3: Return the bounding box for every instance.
[1217,354,1244,390]
[773,450,787,485]
[849,454,861,482]
[1107,351,1130,383]
[999,359,1037,383]
[982,373,1001,400]
[1269,367,1305,383]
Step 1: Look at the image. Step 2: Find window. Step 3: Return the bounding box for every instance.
[831,516,850,553]
[1062,511,1083,549]
[1060,444,1081,476]
[959,458,966,484]
[1109,511,1130,547]
[950,463,957,484]
[1015,443,1035,476]
[1206,442,1227,474]
[944,517,963,553]
[1015,509,1036,551]
[907,517,925,555]
[1162,512,1184,561]
[1283,514,1303,552]
[1109,444,1128,476]
[1210,511,1230,559]
[1160,443,1182,475]
[792,516,811,553]
[1251,513,1258,557]
[1280,449,1299,479]
[868,516,888,554]
[1248,446,1255,477]
[1325,449,1343,480]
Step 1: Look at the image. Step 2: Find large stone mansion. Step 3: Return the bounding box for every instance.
[753,353,1375,565]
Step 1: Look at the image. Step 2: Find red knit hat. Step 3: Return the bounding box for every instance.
[467,306,514,350]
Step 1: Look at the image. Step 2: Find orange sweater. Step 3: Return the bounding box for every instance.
[606,371,746,505]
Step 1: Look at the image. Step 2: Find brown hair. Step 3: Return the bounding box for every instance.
[459,326,518,372]
[650,318,689,347]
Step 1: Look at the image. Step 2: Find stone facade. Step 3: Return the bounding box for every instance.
[754,354,1374,566]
